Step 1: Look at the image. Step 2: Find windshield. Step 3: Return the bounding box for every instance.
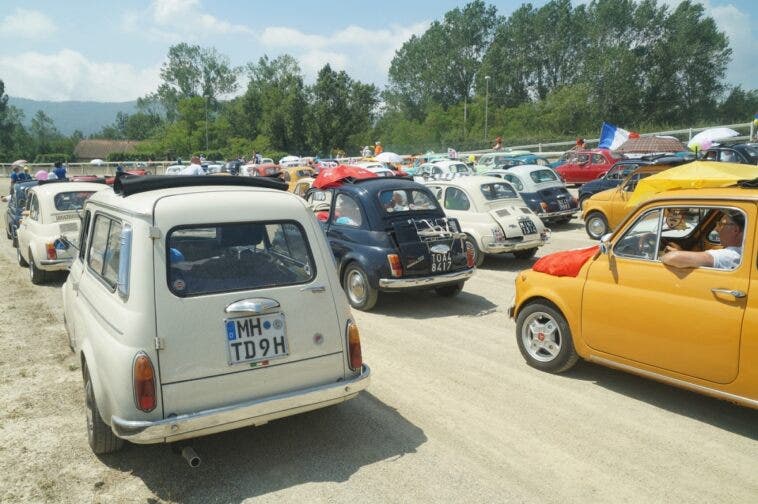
[379,189,439,213]
[480,183,519,201]
[54,191,95,211]
[529,169,559,183]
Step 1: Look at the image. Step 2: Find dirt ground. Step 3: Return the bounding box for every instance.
[1,177,757,503]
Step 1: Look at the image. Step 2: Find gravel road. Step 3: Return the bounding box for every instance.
[1,179,756,503]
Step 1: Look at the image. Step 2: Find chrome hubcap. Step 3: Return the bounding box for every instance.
[521,312,562,362]
[588,217,606,238]
[347,270,366,304]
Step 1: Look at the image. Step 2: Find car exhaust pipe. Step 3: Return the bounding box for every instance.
[181,446,201,468]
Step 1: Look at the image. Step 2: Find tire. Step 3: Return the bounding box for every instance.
[513,248,537,259]
[585,211,609,240]
[343,263,378,311]
[466,234,485,267]
[29,251,47,285]
[435,281,464,297]
[515,301,579,373]
[16,246,28,267]
[84,365,124,454]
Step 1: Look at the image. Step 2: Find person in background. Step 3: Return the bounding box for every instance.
[361,145,372,157]
[9,165,21,188]
[35,169,48,181]
[493,136,503,150]
[179,156,206,176]
[574,138,587,150]
[20,166,32,181]
[374,141,383,156]
[53,161,67,180]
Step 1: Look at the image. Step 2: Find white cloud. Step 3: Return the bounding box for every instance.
[259,21,429,84]
[0,8,57,38]
[709,3,757,89]
[0,49,161,101]
[146,0,252,36]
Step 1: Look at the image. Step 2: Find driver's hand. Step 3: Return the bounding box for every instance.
[663,243,682,253]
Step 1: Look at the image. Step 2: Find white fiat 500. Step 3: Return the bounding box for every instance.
[16,180,108,284]
[425,176,549,264]
[61,176,370,456]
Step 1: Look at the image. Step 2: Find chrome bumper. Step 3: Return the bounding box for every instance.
[379,268,474,289]
[111,364,371,444]
[539,209,577,220]
[40,258,73,267]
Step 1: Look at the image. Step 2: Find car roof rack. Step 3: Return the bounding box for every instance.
[113,174,288,197]
[38,178,108,186]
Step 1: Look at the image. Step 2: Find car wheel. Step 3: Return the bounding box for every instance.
[515,301,579,373]
[465,234,484,267]
[16,246,28,267]
[343,263,378,311]
[84,364,124,454]
[29,251,47,285]
[435,281,464,297]
[585,211,608,240]
[513,248,537,259]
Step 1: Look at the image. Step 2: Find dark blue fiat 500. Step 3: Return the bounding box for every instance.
[306,178,475,310]
[4,180,38,246]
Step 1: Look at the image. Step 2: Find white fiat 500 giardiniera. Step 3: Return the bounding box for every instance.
[16,180,108,284]
[61,175,370,457]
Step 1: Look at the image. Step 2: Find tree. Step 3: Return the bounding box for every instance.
[156,43,241,120]
[30,110,60,154]
[387,1,499,121]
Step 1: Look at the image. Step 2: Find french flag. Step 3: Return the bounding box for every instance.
[598,122,636,150]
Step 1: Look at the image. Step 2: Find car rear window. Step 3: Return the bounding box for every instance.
[528,169,559,183]
[54,191,95,211]
[167,221,315,297]
[480,183,519,200]
[379,189,439,213]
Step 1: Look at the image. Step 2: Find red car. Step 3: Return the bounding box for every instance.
[555,149,623,184]
[104,169,149,185]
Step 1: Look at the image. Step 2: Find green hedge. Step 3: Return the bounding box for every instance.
[34,153,70,163]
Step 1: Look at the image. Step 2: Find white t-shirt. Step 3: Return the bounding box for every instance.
[706,246,741,269]
[179,163,205,176]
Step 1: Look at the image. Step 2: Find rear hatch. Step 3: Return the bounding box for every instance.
[153,190,346,416]
[389,215,469,275]
[487,200,542,240]
[536,185,576,212]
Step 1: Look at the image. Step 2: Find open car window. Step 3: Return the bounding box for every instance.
[167,221,315,297]
[380,189,438,213]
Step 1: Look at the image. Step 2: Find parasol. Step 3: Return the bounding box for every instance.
[617,136,685,153]
[687,128,739,152]
[375,152,404,163]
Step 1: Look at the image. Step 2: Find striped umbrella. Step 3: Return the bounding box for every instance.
[617,136,685,153]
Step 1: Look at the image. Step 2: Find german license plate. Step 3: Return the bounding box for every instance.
[558,198,569,210]
[431,252,452,273]
[224,313,288,365]
[519,219,538,235]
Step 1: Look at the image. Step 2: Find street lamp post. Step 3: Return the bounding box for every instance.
[484,75,490,144]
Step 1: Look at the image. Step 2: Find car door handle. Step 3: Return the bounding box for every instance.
[711,288,746,298]
[300,284,326,293]
[225,298,280,316]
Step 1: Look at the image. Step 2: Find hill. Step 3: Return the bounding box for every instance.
[7,97,138,136]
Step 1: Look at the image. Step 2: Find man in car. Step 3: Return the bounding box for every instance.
[662,210,744,270]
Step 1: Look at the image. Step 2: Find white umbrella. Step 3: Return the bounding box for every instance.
[90,158,105,165]
[376,152,404,163]
[687,127,739,152]
[279,155,300,163]
[11,159,28,166]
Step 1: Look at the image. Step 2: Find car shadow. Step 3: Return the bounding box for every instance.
[374,289,498,318]
[100,392,426,502]
[478,254,537,273]
[562,361,758,440]
[548,220,584,232]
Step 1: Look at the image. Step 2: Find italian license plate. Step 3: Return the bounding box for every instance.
[224,313,288,365]
[431,252,452,273]
[519,219,538,235]
[558,198,570,210]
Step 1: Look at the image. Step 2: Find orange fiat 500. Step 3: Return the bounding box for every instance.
[510,186,758,409]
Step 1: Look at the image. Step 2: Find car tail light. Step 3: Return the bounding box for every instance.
[133,353,157,412]
[387,254,403,277]
[347,321,362,371]
[539,201,548,213]
[465,240,476,268]
[46,242,56,260]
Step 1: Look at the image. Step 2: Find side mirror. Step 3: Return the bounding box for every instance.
[599,233,613,254]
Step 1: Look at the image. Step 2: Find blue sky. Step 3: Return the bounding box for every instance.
[0,0,755,102]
